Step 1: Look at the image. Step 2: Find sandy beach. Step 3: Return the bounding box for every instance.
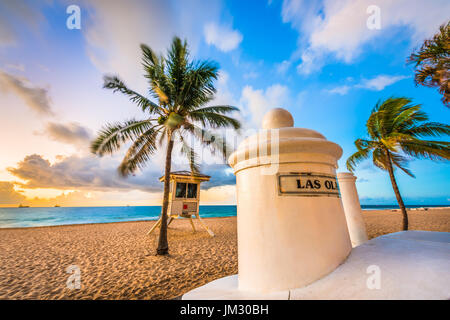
[0,208,449,300]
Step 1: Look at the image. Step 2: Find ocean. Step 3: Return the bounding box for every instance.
[0,205,236,229]
[0,204,448,229]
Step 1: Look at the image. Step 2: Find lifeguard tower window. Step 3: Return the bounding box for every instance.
[187,183,198,198]
[175,182,198,198]
[175,182,187,198]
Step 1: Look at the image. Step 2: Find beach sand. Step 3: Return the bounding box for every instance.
[0,208,449,300]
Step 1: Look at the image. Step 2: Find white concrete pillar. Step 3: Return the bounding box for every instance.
[228,108,352,293]
[337,172,368,247]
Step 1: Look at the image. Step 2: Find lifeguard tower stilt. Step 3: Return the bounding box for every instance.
[147,171,214,237]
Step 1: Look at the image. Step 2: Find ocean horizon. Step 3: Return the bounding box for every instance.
[0,204,449,229]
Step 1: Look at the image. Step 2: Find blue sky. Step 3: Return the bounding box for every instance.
[0,0,449,206]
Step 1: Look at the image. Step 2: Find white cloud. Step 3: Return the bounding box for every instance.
[276,60,292,74]
[82,0,222,92]
[0,0,45,47]
[327,85,351,95]
[325,74,409,95]
[281,0,450,74]
[204,22,243,52]
[239,84,290,127]
[201,185,236,204]
[296,48,325,75]
[82,0,173,92]
[5,63,25,72]
[208,70,239,109]
[357,75,409,91]
[243,71,259,80]
[327,74,408,95]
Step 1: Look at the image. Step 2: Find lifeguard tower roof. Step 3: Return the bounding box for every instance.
[158,171,211,182]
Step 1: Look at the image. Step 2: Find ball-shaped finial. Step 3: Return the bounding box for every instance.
[262,108,294,129]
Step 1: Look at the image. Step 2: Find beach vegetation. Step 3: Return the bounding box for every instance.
[347,97,450,230]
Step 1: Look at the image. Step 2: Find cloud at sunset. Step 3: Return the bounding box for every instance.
[0,71,53,115]
[7,154,162,192]
[1,151,236,206]
[0,181,26,204]
[43,122,93,149]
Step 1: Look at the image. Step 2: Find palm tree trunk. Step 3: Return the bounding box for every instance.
[156,130,174,255]
[386,151,408,230]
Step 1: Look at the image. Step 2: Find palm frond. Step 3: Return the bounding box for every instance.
[346,148,371,172]
[408,21,450,107]
[91,120,153,156]
[179,134,200,174]
[355,139,378,150]
[118,126,160,177]
[103,75,160,114]
[167,37,189,103]
[191,105,239,114]
[140,44,172,106]
[399,140,450,161]
[184,123,231,160]
[389,152,415,177]
[189,110,241,130]
[404,122,450,138]
[178,60,219,111]
[372,148,389,171]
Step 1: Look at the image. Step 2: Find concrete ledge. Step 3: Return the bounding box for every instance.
[379,230,450,244]
[182,231,450,300]
[182,275,289,300]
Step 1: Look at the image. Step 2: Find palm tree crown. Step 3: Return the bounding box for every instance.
[91,37,240,175]
[347,97,449,174]
[408,21,450,107]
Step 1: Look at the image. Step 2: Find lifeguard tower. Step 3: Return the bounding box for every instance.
[147,171,214,237]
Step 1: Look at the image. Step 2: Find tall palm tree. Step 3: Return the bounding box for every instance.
[346,97,450,230]
[91,37,241,255]
[408,21,449,107]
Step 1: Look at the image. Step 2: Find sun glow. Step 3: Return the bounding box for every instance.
[19,188,76,199]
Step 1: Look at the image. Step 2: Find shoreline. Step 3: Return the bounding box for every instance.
[364,206,450,214]
[1,206,449,231]
[0,216,228,231]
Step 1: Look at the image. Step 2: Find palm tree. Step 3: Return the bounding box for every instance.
[91,37,241,255]
[408,21,449,107]
[346,97,450,230]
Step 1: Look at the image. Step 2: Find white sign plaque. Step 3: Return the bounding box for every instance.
[278,173,340,197]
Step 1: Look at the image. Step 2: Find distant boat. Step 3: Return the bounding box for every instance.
[18,204,30,208]
[54,205,60,207]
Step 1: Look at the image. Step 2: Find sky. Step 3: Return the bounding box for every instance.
[0,0,449,207]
